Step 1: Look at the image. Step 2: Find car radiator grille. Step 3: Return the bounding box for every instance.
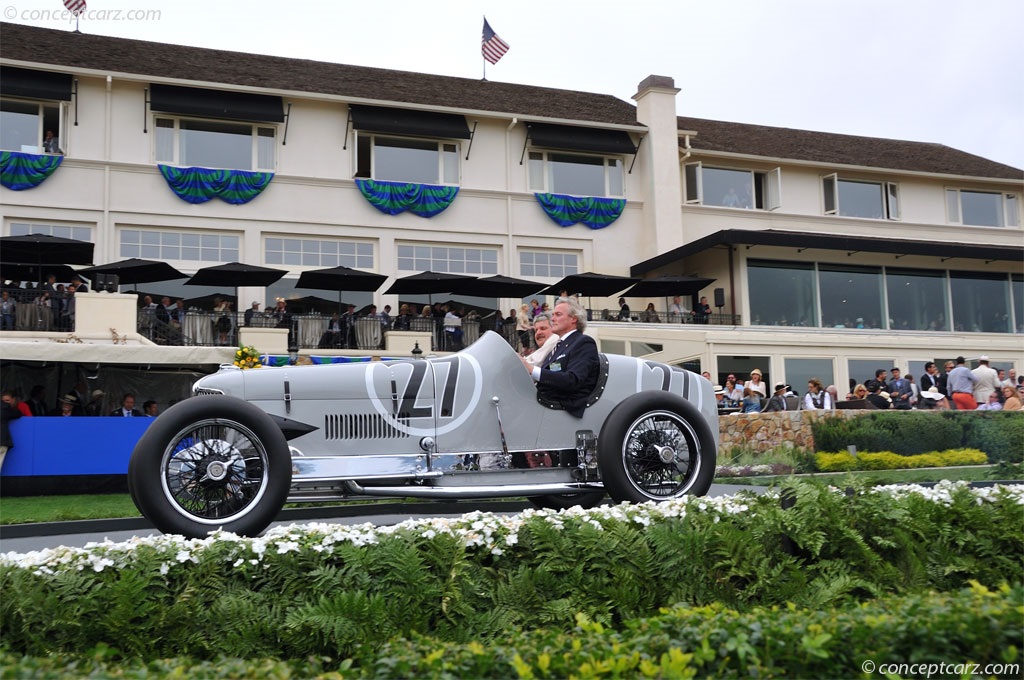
[324,413,411,440]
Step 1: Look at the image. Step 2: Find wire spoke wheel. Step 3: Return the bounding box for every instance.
[621,410,698,497]
[161,418,270,524]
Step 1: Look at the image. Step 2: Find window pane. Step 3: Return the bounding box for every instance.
[528,152,545,192]
[1,100,40,152]
[702,167,753,208]
[155,118,174,163]
[442,144,458,184]
[179,119,253,170]
[1012,275,1023,333]
[1006,195,1020,227]
[375,136,438,183]
[886,268,949,331]
[748,260,817,327]
[946,189,960,223]
[818,264,883,329]
[257,127,275,170]
[848,359,892,388]
[837,179,884,219]
[960,190,1003,227]
[549,153,606,197]
[684,163,699,203]
[607,158,623,197]
[950,272,1012,332]
[784,357,835,397]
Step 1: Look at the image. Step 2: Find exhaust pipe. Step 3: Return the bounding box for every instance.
[343,479,601,499]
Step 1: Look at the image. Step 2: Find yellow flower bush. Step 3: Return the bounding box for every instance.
[233,345,262,370]
[815,448,988,472]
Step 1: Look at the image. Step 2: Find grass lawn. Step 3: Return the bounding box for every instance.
[0,466,1011,525]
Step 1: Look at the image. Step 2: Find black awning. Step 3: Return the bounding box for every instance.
[149,83,284,123]
[0,66,73,101]
[349,104,470,139]
[527,122,636,155]
[631,229,1024,275]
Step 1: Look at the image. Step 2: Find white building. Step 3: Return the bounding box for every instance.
[1,22,1021,393]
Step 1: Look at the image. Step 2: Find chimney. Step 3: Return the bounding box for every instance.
[633,75,683,258]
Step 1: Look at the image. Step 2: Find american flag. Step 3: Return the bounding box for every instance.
[481,18,510,65]
[63,0,86,15]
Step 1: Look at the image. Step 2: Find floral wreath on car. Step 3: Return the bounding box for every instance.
[233,345,262,370]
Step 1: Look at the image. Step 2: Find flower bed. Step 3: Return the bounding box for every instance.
[1,481,1021,668]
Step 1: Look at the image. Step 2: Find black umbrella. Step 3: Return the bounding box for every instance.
[295,265,387,314]
[184,292,238,310]
[454,274,547,298]
[288,295,347,315]
[186,262,287,308]
[539,272,639,298]
[621,275,716,298]
[0,263,81,283]
[77,258,187,287]
[385,271,478,305]
[0,233,94,266]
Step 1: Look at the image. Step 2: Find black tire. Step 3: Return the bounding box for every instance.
[127,395,292,538]
[597,391,716,503]
[528,490,606,511]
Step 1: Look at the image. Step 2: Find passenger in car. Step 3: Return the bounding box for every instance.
[521,297,599,418]
[523,312,559,367]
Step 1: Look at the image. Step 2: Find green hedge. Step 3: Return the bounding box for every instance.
[812,411,1023,461]
[815,448,988,472]
[2,584,1020,678]
[2,481,1021,665]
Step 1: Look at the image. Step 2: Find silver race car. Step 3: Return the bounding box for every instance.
[128,331,718,538]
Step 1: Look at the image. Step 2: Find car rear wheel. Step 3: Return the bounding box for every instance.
[127,396,291,538]
[597,392,716,503]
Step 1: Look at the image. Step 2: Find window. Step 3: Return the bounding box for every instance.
[818,264,884,329]
[519,250,579,278]
[265,238,373,268]
[684,163,781,210]
[748,260,818,327]
[9,221,91,242]
[397,245,498,275]
[783,358,835,396]
[154,117,276,171]
[945,189,1019,227]
[120,229,238,262]
[1,99,64,154]
[355,134,459,185]
[822,175,900,219]
[528,151,623,197]
[848,359,892,387]
[886,268,949,331]
[949,271,1013,333]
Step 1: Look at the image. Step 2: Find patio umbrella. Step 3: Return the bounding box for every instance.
[77,258,187,289]
[539,272,638,298]
[288,295,346,315]
[454,274,547,299]
[0,233,94,266]
[620,275,716,298]
[185,262,287,308]
[184,292,238,310]
[0,263,80,284]
[385,270,478,305]
[295,265,387,314]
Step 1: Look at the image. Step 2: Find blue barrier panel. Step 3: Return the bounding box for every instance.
[1,417,153,477]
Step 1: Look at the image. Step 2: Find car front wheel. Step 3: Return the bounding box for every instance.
[127,396,291,538]
[597,392,716,503]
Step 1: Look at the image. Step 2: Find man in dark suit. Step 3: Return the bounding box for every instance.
[521,297,599,418]
[110,392,143,417]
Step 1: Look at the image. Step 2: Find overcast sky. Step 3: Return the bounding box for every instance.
[6,0,1023,170]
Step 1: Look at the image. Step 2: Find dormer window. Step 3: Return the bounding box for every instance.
[684,163,781,210]
[822,175,899,220]
[0,67,73,155]
[945,189,1019,227]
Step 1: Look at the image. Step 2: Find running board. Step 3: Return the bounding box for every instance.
[344,479,602,499]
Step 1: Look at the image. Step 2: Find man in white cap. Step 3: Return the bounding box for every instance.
[972,356,1000,405]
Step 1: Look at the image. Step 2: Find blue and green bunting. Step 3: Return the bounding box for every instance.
[259,355,375,366]
[356,179,459,218]
[158,165,273,204]
[535,192,626,229]
[0,152,63,191]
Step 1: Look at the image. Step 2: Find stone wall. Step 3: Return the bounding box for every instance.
[718,410,866,452]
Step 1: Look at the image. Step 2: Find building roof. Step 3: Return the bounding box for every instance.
[678,116,1023,180]
[2,22,1020,179]
[631,229,1024,276]
[0,22,640,127]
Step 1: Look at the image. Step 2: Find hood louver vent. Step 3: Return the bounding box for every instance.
[325,413,411,440]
